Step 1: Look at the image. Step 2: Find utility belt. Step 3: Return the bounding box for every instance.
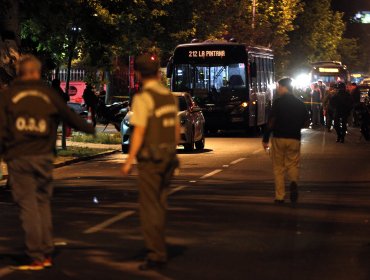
[137,143,177,163]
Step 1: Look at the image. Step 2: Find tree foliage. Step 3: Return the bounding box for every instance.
[0,0,365,87]
[0,0,20,87]
[287,0,346,72]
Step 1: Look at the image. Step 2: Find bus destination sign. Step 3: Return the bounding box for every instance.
[188,50,226,58]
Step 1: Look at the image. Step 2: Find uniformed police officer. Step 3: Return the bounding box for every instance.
[122,54,179,271]
[0,55,95,270]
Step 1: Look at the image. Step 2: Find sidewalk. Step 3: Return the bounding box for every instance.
[1,140,121,180]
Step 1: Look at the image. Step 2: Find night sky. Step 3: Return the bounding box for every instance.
[332,0,370,18]
[331,0,370,38]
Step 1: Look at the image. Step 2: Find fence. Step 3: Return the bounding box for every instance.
[52,69,86,82]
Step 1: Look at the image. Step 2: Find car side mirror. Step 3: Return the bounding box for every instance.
[166,57,174,78]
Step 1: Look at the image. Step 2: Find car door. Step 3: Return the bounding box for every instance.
[186,94,203,141]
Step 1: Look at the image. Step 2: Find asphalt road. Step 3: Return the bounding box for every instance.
[0,128,369,280]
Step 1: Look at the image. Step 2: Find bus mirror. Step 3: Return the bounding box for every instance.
[250,62,257,78]
[166,57,173,78]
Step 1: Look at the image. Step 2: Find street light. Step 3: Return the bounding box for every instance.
[62,25,81,150]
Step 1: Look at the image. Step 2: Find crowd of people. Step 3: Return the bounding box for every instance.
[307,80,366,143]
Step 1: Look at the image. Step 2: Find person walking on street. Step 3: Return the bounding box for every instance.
[332,82,353,143]
[263,78,309,204]
[121,54,180,271]
[311,83,321,127]
[0,55,95,271]
[323,84,336,132]
[83,83,98,127]
[351,83,362,127]
[318,80,326,125]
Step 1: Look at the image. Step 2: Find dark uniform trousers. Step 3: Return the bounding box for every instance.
[7,155,54,262]
[334,113,348,139]
[138,155,178,262]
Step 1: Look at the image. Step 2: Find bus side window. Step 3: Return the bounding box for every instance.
[250,61,257,79]
[257,57,262,92]
[262,57,267,91]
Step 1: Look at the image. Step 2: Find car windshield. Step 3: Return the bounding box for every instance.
[177,96,188,111]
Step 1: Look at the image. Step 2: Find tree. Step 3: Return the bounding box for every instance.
[220,0,303,74]
[287,0,345,73]
[0,0,20,88]
[337,37,361,72]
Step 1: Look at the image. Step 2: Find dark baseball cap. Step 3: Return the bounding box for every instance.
[134,54,160,77]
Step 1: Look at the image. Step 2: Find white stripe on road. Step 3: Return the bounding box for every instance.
[84,210,136,234]
[168,185,187,195]
[252,148,263,154]
[200,169,223,179]
[230,158,246,165]
[0,267,13,277]
[85,184,188,234]
[0,202,13,206]
[85,158,244,234]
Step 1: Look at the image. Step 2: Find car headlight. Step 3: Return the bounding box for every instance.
[123,118,130,126]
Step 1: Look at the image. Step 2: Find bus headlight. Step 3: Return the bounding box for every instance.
[241,102,249,108]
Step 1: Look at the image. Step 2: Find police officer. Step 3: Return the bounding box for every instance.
[0,55,95,270]
[121,54,179,271]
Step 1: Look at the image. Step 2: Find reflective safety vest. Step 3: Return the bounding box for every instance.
[138,89,178,161]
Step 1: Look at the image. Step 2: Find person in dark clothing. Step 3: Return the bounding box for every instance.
[351,83,362,126]
[122,54,179,271]
[331,82,353,143]
[51,79,69,103]
[83,83,98,127]
[263,78,309,204]
[311,83,321,127]
[0,55,95,271]
[318,80,326,125]
[323,86,336,132]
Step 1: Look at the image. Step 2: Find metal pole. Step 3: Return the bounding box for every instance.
[63,28,79,150]
[252,0,256,29]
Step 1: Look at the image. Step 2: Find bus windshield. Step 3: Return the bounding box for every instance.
[173,63,247,103]
[312,74,346,84]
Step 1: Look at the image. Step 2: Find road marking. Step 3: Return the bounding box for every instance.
[189,180,197,183]
[230,158,246,165]
[169,186,187,195]
[54,241,68,246]
[252,148,263,154]
[223,165,230,168]
[200,169,222,179]
[84,210,136,234]
[0,202,13,206]
[0,267,13,277]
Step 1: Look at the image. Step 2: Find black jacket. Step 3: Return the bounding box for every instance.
[0,80,95,160]
[331,90,353,116]
[263,94,309,142]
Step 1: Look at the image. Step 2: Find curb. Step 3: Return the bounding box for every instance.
[1,150,120,181]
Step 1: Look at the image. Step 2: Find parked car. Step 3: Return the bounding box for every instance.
[358,85,370,103]
[121,92,206,153]
[68,102,87,119]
